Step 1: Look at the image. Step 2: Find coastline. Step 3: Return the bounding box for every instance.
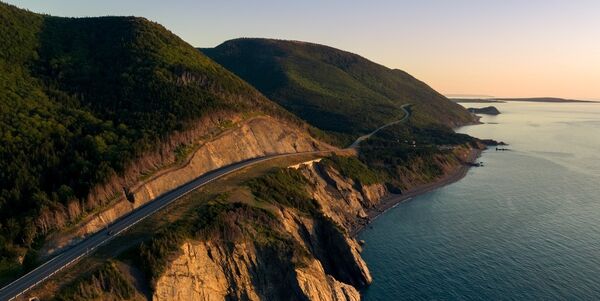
[352,148,483,236]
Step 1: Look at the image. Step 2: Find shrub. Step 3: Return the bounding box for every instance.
[247,168,320,214]
[53,261,136,301]
[322,155,380,186]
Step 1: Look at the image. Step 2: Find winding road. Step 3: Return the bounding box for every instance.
[0,104,411,301]
[349,104,411,148]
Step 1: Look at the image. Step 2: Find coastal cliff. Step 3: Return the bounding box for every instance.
[298,161,386,232]
[47,141,478,301]
[150,160,383,301]
[144,152,471,301]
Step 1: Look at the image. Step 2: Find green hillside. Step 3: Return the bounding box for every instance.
[201,38,475,134]
[0,3,298,279]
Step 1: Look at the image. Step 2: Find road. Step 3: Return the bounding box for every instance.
[0,105,411,301]
[349,104,411,148]
[0,151,333,301]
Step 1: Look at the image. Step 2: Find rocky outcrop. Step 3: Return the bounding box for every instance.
[42,116,332,256]
[153,241,261,301]
[152,161,380,301]
[154,241,363,301]
[153,206,370,301]
[294,259,361,301]
[298,161,386,232]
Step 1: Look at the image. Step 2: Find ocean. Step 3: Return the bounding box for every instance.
[359,101,600,300]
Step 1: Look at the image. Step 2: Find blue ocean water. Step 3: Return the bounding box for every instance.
[359,102,600,300]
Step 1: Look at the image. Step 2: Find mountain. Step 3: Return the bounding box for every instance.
[201,38,475,135]
[0,2,320,280]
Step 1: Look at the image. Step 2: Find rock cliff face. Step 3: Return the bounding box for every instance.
[153,161,384,301]
[130,116,325,206]
[299,161,386,232]
[42,116,331,256]
[153,226,365,301]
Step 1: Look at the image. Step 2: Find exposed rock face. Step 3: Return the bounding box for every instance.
[299,162,386,232]
[153,217,366,301]
[43,116,331,255]
[153,241,261,301]
[295,260,362,301]
[129,116,324,206]
[152,161,381,301]
[153,232,364,301]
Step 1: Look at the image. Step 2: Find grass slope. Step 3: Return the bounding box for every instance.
[201,38,475,135]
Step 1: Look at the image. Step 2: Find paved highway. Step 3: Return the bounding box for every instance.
[0,105,411,301]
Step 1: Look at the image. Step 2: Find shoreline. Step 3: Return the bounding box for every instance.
[352,148,483,236]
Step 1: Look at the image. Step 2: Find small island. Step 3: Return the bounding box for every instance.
[468,106,501,115]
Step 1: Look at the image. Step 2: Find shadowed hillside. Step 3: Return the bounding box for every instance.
[202,38,475,135]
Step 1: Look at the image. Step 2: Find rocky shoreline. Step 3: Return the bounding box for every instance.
[352,148,483,236]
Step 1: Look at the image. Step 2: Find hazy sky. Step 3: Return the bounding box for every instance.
[7,0,600,100]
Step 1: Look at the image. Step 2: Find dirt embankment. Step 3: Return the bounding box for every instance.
[42,116,333,257]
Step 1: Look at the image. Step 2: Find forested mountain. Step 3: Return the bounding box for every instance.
[202,38,475,134]
[0,2,299,278]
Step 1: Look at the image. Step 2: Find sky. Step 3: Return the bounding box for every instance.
[6,0,600,100]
